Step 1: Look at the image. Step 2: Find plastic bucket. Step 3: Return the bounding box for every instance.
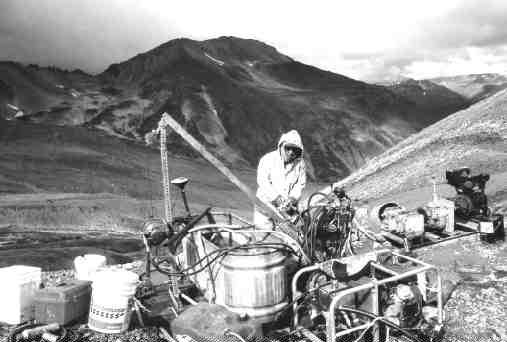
[87,270,139,334]
[74,254,106,281]
[0,265,41,324]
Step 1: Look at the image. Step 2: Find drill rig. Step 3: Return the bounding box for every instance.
[137,113,444,342]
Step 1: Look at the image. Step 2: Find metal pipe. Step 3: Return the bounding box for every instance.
[372,281,380,341]
[327,252,438,342]
[328,283,375,342]
[334,323,372,338]
[291,264,321,327]
[180,293,198,306]
[180,189,191,216]
[437,274,443,324]
[391,251,435,268]
[376,265,434,286]
[371,262,399,276]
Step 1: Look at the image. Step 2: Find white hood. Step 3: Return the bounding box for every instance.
[277,130,304,152]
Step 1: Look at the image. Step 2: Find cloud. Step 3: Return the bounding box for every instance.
[404,46,507,79]
[0,0,182,73]
[0,0,506,80]
[414,0,507,49]
[353,0,507,80]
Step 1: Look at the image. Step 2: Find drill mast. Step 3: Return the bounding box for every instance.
[155,113,173,224]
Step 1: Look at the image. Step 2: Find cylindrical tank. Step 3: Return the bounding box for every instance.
[218,247,287,323]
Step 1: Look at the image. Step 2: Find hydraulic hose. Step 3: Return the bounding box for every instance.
[166,206,212,253]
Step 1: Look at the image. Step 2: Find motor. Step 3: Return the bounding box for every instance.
[446,167,490,219]
[372,202,425,240]
[384,284,423,328]
[446,167,504,242]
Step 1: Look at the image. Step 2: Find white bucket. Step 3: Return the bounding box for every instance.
[0,265,41,325]
[88,269,139,334]
[74,254,107,281]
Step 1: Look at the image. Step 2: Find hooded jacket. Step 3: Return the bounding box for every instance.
[256,130,306,204]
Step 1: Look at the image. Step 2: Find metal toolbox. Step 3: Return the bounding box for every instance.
[34,280,92,325]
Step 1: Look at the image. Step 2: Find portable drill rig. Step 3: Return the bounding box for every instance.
[137,112,445,342]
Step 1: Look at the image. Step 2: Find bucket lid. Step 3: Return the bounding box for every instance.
[0,265,41,281]
[84,254,106,264]
[91,269,139,285]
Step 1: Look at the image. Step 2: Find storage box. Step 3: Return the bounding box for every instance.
[0,265,41,325]
[479,214,505,242]
[34,280,92,325]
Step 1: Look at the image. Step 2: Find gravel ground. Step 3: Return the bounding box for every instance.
[416,236,507,341]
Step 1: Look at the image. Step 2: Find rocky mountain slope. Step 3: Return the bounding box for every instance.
[430,73,507,104]
[0,37,467,181]
[333,87,507,210]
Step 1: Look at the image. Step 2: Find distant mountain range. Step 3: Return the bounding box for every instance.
[430,73,507,103]
[0,36,489,181]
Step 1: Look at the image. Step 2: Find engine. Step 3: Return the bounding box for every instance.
[373,203,425,240]
[301,188,355,262]
[446,167,490,219]
[384,284,423,328]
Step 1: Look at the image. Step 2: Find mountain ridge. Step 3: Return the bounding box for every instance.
[430,73,507,103]
[0,36,469,181]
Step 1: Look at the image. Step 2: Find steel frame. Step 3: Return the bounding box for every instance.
[291,250,443,342]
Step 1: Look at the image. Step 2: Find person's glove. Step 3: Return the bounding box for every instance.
[285,197,298,216]
[272,195,286,208]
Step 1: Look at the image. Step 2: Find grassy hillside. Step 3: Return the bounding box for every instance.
[0,119,260,231]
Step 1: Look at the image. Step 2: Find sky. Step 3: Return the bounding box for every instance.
[1,0,507,82]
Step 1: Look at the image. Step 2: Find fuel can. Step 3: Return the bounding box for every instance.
[34,280,92,325]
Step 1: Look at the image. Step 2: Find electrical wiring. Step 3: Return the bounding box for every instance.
[301,191,355,262]
[151,240,297,277]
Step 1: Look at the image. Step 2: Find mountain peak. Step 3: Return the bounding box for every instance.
[100,36,291,83]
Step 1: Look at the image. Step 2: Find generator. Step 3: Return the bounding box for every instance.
[446,167,505,242]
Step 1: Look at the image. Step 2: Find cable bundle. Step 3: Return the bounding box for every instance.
[300,191,355,262]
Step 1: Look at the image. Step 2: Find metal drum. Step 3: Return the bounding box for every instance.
[218,247,287,323]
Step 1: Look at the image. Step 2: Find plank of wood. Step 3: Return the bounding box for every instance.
[161,113,285,221]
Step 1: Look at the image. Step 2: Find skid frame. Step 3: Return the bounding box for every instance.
[291,250,443,342]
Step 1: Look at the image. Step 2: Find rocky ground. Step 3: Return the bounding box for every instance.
[416,236,507,341]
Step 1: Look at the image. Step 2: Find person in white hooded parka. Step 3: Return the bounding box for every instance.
[254,130,306,229]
